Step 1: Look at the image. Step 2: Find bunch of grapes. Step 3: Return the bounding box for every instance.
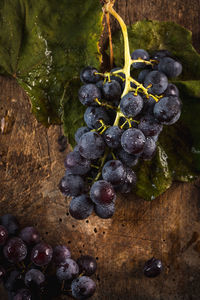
[0,214,97,299]
[59,48,182,220]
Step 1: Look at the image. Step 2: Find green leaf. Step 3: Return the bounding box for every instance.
[0,0,102,126]
[113,21,200,200]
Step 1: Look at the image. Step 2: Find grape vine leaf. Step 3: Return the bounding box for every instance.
[0,0,102,126]
[112,20,200,200]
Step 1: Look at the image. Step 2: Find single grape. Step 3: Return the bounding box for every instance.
[25,269,45,287]
[116,148,139,167]
[118,167,137,194]
[4,270,24,291]
[69,194,94,220]
[53,245,71,266]
[138,114,163,137]
[144,71,168,95]
[80,66,101,84]
[59,174,85,197]
[102,160,126,185]
[164,83,179,97]
[77,255,97,276]
[31,242,53,266]
[120,92,143,118]
[71,276,96,300]
[84,106,110,129]
[151,50,172,61]
[153,96,181,125]
[102,79,121,102]
[3,237,27,263]
[121,128,146,154]
[0,214,19,235]
[95,80,104,91]
[158,57,182,78]
[56,258,79,281]
[141,137,157,160]
[131,49,150,69]
[13,289,32,300]
[0,266,5,282]
[78,132,105,160]
[79,84,101,106]
[143,257,163,277]
[90,180,116,207]
[64,150,91,175]
[104,126,123,149]
[19,227,40,246]
[138,69,151,83]
[142,95,156,114]
[94,202,115,219]
[75,127,90,144]
[0,225,8,245]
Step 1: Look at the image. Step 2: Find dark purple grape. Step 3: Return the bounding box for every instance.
[102,80,121,102]
[102,160,126,185]
[64,150,91,175]
[78,132,105,160]
[144,71,168,95]
[90,180,116,207]
[59,174,85,197]
[69,194,94,220]
[96,80,104,91]
[118,167,137,194]
[77,255,97,276]
[3,237,27,263]
[13,288,32,300]
[143,257,163,278]
[75,127,90,144]
[84,106,110,129]
[104,126,123,149]
[80,66,101,84]
[141,137,157,160]
[158,57,182,78]
[138,69,151,83]
[116,148,139,167]
[94,203,115,219]
[4,270,24,291]
[0,266,5,282]
[79,84,101,106]
[53,245,71,266]
[0,225,8,245]
[19,227,40,246]
[120,92,143,117]
[71,276,96,300]
[153,96,181,125]
[25,269,45,287]
[131,49,150,69]
[138,114,163,137]
[151,50,172,61]
[121,128,146,154]
[31,242,53,266]
[56,258,79,281]
[0,214,19,235]
[164,83,179,97]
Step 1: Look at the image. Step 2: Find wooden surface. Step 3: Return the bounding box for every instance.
[0,0,200,299]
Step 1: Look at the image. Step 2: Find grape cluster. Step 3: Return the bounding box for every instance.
[59,49,182,220]
[0,214,97,299]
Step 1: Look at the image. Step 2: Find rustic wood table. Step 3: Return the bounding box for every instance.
[0,0,200,299]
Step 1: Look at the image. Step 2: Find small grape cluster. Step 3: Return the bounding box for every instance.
[0,214,97,299]
[59,48,182,220]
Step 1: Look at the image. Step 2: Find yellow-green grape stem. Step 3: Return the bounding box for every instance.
[93,147,110,183]
[131,58,154,66]
[94,98,116,110]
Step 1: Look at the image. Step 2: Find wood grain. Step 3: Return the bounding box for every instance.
[0,0,200,299]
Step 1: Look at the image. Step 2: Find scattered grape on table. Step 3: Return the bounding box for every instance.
[0,214,97,299]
